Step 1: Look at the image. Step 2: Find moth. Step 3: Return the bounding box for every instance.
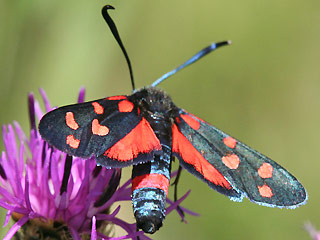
[39,5,307,234]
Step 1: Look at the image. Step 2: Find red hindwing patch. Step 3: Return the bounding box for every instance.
[104,118,161,161]
[172,124,231,189]
[132,173,169,195]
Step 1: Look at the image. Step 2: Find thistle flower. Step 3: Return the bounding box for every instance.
[0,88,195,240]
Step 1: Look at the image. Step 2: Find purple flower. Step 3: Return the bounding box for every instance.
[0,88,195,239]
[305,222,320,240]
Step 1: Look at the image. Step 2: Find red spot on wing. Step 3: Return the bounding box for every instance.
[92,102,104,114]
[92,119,109,136]
[104,118,161,161]
[181,114,200,130]
[132,173,169,195]
[185,111,206,123]
[258,184,273,198]
[221,154,240,169]
[172,124,231,189]
[65,112,79,130]
[66,135,80,149]
[223,136,237,149]
[106,95,127,101]
[258,163,273,179]
[118,100,134,113]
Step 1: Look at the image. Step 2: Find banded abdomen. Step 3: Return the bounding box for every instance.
[131,146,171,233]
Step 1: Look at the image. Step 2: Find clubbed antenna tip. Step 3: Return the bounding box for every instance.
[151,40,232,87]
[101,5,135,91]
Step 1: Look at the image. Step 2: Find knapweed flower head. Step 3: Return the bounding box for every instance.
[0,88,195,240]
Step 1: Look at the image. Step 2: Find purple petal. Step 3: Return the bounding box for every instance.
[3,124,17,166]
[105,178,131,205]
[3,210,12,227]
[13,121,27,146]
[40,146,53,206]
[67,160,91,206]
[96,205,121,221]
[96,225,149,240]
[1,128,24,199]
[0,152,15,194]
[174,205,199,217]
[28,93,36,132]
[107,217,137,237]
[3,214,29,240]
[50,151,63,195]
[91,216,97,240]
[166,190,191,216]
[24,166,32,211]
[28,129,38,156]
[0,199,28,215]
[305,222,320,240]
[18,141,25,178]
[118,178,131,190]
[0,161,7,180]
[0,185,22,204]
[166,191,199,217]
[55,192,69,210]
[34,100,44,121]
[109,205,121,217]
[171,169,179,178]
[93,169,121,208]
[69,227,82,240]
[39,88,51,112]
[178,206,199,217]
[60,155,73,195]
[108,231,146,240]
[34,139,44,186]
[78,87,86,103]
[113,178,132,202]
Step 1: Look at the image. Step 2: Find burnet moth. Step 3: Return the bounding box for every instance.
[39,5,307,234]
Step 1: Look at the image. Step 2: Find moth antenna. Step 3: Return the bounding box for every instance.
[102,5,135,91]
[151,41,231,87]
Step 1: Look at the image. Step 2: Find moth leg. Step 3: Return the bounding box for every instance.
[172,165,185,220]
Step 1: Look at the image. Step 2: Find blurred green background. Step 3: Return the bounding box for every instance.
[1,0,319,239]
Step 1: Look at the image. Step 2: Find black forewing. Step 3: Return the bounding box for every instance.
[39,97,143,166]
[175,110,307,208]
